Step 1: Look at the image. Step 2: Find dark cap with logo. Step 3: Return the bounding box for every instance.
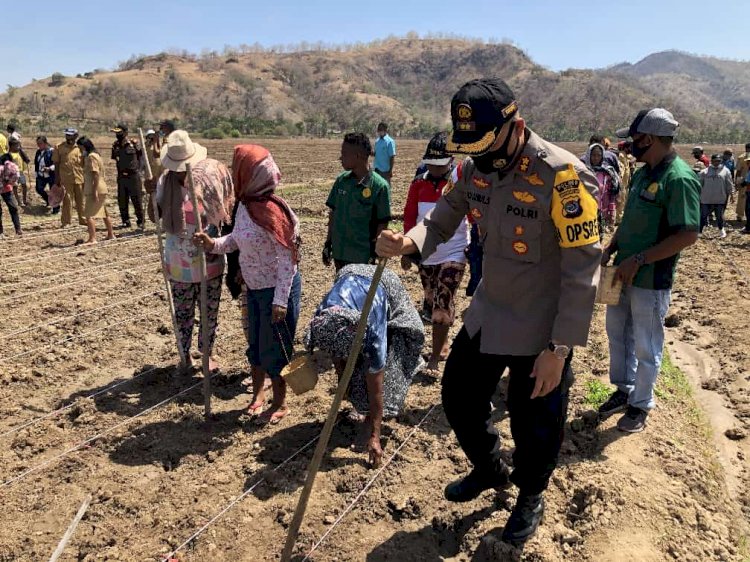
[446,78,519,156]
[110,123,128,134]
[421,132,452,166]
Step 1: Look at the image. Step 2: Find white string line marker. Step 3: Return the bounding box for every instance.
[0,234,154,271]
[163,424,335,561]
[0,230,150,265]
[0,290,159,341]
[0,231,154,268]
[6,251,158,291]
[0,308,164,363]
[0,326,245,440]
[0,374,214,489]
[302,405,438,561]
[2,225,85,243]
[0,261,158,306]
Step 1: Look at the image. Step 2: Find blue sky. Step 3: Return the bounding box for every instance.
[7,0,750,87]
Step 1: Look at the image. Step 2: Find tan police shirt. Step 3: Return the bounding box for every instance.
[52,141,84,186]
[735,152,749,187]
[406,130,602,355]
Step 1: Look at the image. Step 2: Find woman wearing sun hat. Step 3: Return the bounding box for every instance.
[157,130,234,372]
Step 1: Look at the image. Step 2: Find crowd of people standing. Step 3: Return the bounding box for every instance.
[1,78,737,547]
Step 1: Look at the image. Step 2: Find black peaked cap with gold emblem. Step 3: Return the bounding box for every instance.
[446,78,519,156]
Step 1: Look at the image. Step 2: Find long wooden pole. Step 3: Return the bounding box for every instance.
[185,162,212,419]
[138,128,186,367]
[48,496,91,562]
[281,258,388,561]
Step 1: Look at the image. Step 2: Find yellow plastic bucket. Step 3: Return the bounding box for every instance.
[281,354,319,395]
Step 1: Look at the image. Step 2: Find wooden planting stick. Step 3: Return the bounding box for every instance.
[185,162,212,419]
[281,258,388,561]
[138,128,186,368]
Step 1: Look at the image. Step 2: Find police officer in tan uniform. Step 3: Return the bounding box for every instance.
[377,78,601,545]
[110,124,144,229]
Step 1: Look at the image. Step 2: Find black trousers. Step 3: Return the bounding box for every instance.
[117,175,144,225]
[442,327,573,496]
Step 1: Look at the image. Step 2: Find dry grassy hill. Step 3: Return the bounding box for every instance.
[2,39,750,142]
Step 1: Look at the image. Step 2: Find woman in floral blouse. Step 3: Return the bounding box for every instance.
[194,144,302,424]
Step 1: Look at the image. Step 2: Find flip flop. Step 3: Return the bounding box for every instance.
[255,407,289,425]
[247,402,265,416]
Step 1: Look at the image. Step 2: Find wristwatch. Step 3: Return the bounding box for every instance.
[635,252,646,266]
[547,342,571,360]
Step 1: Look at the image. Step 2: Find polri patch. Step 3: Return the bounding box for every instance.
[471,208,483,220]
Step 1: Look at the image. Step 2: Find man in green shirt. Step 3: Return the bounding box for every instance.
[324,133,391,271]
[599,108,700,433]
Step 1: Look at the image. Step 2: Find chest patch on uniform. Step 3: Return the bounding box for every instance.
[512,191,537,204]
[472,177,491,189]
[514,225,525,236]
[512,240,529,255]
[471,208,483,220]
[362,187,371,198]
[506,205,538,219]
[522,173,544,187]
[468,192,491,205]
[518,156,530,173]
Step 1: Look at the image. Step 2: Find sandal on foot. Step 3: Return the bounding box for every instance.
[255,407,289,425]
[247,402,265,416]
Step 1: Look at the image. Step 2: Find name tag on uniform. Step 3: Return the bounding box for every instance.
[639,182,659,202]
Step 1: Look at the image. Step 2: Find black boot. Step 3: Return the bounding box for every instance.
[502,492,544,545]
[444,461,510,503]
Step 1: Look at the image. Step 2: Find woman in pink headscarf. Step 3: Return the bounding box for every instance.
[194,145,302,424]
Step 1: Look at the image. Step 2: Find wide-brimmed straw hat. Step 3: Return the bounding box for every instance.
[161,130,208,172]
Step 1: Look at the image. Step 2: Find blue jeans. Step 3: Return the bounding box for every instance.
[606,285,671,411]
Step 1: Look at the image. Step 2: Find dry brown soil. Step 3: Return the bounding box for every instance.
[0,138,748,562]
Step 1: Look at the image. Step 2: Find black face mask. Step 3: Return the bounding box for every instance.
[472,128,517,174]
[116,133,126,141]
[631,137,651,160]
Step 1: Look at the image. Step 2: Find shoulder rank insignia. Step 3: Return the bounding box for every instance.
[518,156,531,173]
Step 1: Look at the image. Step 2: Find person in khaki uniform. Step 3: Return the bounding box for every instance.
[53,128,86,227]
[377,78,601,546]
[78,136,114,244]
[616,141,633,224]
[735,142,750,223]
[143,129,163,223]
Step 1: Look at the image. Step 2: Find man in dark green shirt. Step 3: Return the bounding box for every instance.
[324,133,391,271]
[599,108,700,433]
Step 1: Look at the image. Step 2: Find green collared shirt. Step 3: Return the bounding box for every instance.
[326,170,391,264]
[614,153,701,290]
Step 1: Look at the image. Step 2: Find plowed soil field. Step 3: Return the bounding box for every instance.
[1,137,748,562]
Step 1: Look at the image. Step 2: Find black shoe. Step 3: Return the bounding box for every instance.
[51,207,60,215]
[742,228,750,234]
[136,221,144,230]
[598,389,629,417]
[617,406,648,433]
[502,492,544,545]
[121,221,131,229]
[444,462,511,503]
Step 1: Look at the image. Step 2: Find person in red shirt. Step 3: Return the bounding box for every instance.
[692,146,710,168]
[402,132,470,375]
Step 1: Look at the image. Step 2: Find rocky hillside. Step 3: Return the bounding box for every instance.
[2,39,750,141]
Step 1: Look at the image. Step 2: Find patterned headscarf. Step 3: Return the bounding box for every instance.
[232,144,300,263]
